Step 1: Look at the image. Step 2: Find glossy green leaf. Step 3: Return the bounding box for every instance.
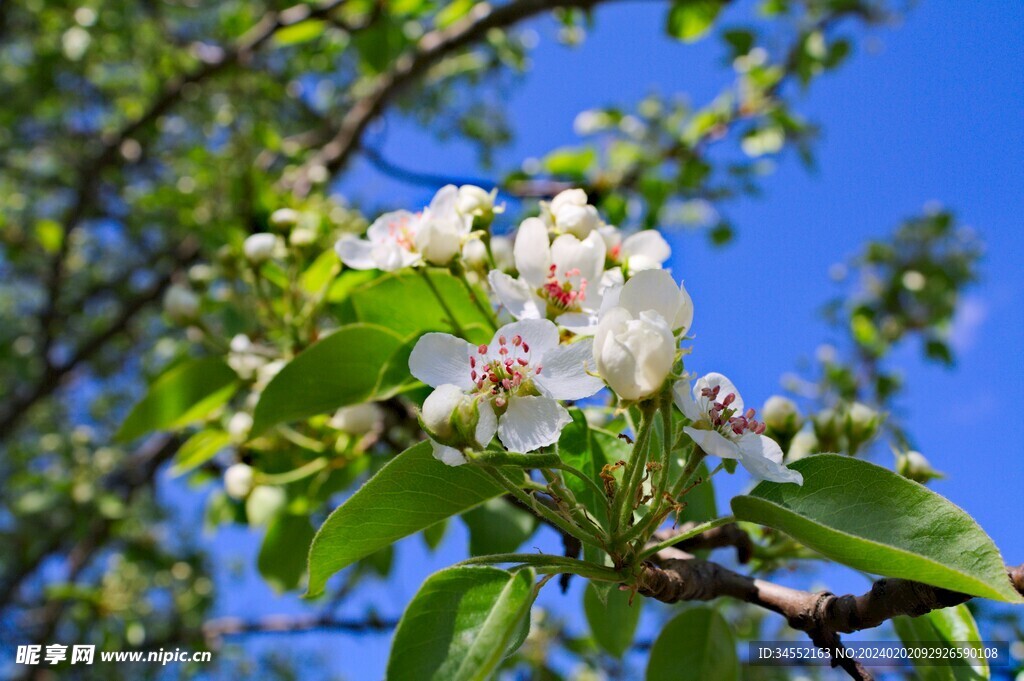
[732,455,1022,602]
[387,566,535,681]
[893,604,989,681]
[171,429,231,476]
[273,19,327,46]
[422,518,449,551]
[258,513,316,593]
[584,582,642,658]
[462,497,538,556]
[116,357,238,442]
[306,442,502,596]
[666,0,723,43]
[251,323,404,436]
[646,607,739,681]
[347,269,493,344]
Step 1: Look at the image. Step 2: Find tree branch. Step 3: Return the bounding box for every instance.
[285,0,619,196]
[202,613,397,644]
[636,548,1024,681]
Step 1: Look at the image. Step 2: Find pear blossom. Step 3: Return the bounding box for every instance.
[674,373,803,485]
[227,412,253,442]
[224,463,255,499]
[408,319,603,462]
[269,207,300,229]
[490,235,515,271]
[330,403,384,436]
[488,217,616,334]
[163,284,200,323]
[335,185,471,271]
[243,232,279,263]
[600,226,672,274]
[543,188,602,238]
[456,184,503,219]
[592,269,693,400]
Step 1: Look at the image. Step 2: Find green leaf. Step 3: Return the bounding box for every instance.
[347,269,492,344]
[251,323,404,436]
[306,442,502,596]
[116,358,238,442]
[584,582,642,658]
[646,607,739,681]
[258,513,316,593]
[387,566,536,681]
[557,410,611,528]
[462,497,538,556]
[273,19,327,46]
[732,455,1022,602]
[893,605,990,681]
[422,518,449,551]
[171,429,231,476]
[542,146,597,177]
[666,0,723,43]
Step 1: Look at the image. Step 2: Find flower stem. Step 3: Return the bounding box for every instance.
[456,553,623,582]
[610,401,657,542]
[451,261,499,331]
[418,266,467,338]
[636,515,736,561]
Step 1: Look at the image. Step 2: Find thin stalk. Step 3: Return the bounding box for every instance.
[452,263,499,331]
[637,515,736,561]
[418,266,466,337]
[670,442,706,500]
[610,402,657,540]
[482,466,601,548]
[457,553,623,582]
[256,457,329,485]
[552,461,609,507]
[541,468,607,545]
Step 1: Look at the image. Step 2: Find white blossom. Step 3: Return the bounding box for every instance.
[674,373,803,485]
[224,463,255,499]
[456,185,503,218]
[243,233,279,263]
[227,412,253,442]
[330,403,384,436]
[600,226,672,274]
[163,284,200,323]
[544,189,602,238]
[408,319,603,460]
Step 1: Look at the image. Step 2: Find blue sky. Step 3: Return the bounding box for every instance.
[193,2,1024,677]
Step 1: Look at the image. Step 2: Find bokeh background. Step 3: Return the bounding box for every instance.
[2,0,1022,679]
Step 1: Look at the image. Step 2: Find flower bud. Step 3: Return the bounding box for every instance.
[420,384,494,451]
[223,463,255,500]
[762,396,802,436]
[331,403,384,436]
[289,226,317,247]
[456,185,500,218]
[461,238,489,269]
[415,216,464,265]
[269,208,300,230]
[811,408,841,450]
[896,450,944,483]
[490,235,514,271]
[594,308,675,401]
[845,402,881,446]
[787,430,819,461]
[163,284,200,323]
[547,189,601,238]
[227,412,253,443]
[243,233,278,263]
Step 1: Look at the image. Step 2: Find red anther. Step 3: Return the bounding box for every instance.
[502,379,511,390]
[469,356,476,368]
[732,424,745,435]
[701,388,714,398]
[713,402,724,412]
[499,347,508,355]
[536,366,543,374]
[499,335,507,345]
[522,343,529,353]
[488,372,498,382]
[754,422,766,435]
[517,357,528,366]
[744,408,756,420]
[549,264,557,273]
[471,370,477,381]
[512,335,522,346]
[495,396,507,408]
[712,385,721,396]
[512,374,522,387]
[722,393,736,407]
[478,344,488,354]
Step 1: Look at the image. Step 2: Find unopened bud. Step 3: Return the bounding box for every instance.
[456,185,501,219]
[845,402,881,446]
[269,208,300,230]
[223,463,254,499]
[227,412,253,443]
[163,284,200,323]
[762,396,802,436]
[243,233,278,263]
[331,403,384,436]
[420,384,495,451]
[787,430,819,461]
[896,450,944,483]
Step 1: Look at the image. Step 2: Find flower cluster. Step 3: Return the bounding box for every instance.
[336,186,802,485]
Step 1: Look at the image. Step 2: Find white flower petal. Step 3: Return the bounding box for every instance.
[409,333,474,389]
[622,230,670,266]
[694,373,744,415]
[490,319,559,358]
[475,399,497,448]
[619,269,683,326]
[737,433,803,484]
[488,271,544,320]
[554,310,599,336]
[513,218,552,287]
[673,380,704,422]
[550,231,606,284]
[367,210,419,242]
[674,281,694,333]
[431,440,467,466]
[335,236,377,270]
[683,426,741,460]
[535,338,604,400]
[428,184,459,215]
[498,396,571,453]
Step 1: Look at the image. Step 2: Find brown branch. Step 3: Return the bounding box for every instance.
[202,613,397,645]
[0,239,199,440]
[653,522,753,563]
[636,549,1024,681]
[285,0,620,196]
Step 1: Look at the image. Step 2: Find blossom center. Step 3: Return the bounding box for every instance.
[540,264,588,312]
[469,334,542,408]
[699,385,766,437]
[385,214,417,251]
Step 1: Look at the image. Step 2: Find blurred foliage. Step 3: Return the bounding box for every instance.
[3,0,1009,679]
